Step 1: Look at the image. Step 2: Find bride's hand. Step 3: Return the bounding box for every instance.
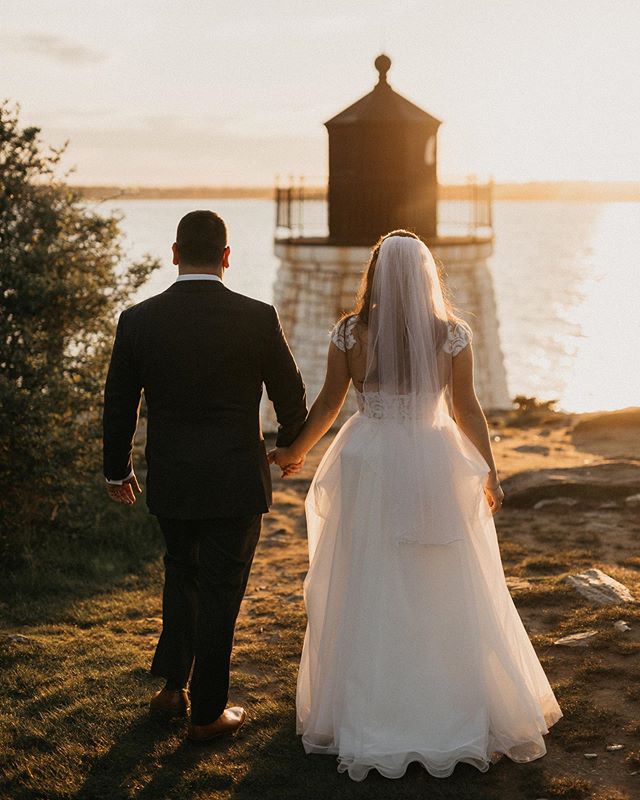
[267,447,305,477]
[484,478,504,515]
[282,457,304,477]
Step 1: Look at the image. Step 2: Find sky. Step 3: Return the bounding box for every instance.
[2,0,639,186]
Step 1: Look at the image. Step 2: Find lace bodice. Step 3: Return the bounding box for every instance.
[330,315,472,357]
[354,390,419,420]
[330,315,471,421]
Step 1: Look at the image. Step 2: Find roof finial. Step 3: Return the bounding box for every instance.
[374,53,391,85]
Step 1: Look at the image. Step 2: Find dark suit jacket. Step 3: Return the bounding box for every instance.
[102,279,307,518]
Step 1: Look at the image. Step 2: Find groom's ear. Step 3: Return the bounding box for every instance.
[222,245,230,269]
[171,242,180,266]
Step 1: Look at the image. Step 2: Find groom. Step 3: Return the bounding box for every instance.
[102,210,307,742]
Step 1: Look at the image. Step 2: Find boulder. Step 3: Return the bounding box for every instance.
[514,444,550,456]
[553,630,599,647]
[573,408,640,435]
[534,497,578,510]
[5,634,36,645]
[565,568,635,606]
[571,408,640,459]
[502,462,640,509]
[505,577,535,591]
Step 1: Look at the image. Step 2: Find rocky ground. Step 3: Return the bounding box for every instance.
[2,405,640,799]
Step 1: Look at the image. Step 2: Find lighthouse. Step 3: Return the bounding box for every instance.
[268,55,510,426]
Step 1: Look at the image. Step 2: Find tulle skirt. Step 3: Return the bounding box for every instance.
[296,411,562,781]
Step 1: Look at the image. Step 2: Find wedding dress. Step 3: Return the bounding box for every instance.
[295,237,562,781]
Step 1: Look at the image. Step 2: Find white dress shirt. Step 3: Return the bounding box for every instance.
[175,273,223,283]
[105,272,223,485]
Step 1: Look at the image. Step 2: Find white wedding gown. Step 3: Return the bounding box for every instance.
[296,315,562,781]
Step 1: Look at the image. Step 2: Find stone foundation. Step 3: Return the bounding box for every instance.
[262,238,510,432]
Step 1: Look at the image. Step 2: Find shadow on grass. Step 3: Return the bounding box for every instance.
[2,497,163,629]
[74,712,236,800]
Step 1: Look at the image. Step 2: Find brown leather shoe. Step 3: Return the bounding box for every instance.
[149,687,190,716]
[187,706,246,743]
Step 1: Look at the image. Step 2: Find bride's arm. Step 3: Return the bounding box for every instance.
[451,343,504,513]
[269,341,351,468]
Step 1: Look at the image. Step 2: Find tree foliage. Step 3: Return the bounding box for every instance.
[0,102,160,567]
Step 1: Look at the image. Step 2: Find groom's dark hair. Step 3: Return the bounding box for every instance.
[176,210,227,266]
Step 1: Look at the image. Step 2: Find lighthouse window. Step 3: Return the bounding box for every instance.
[424,136,436,166]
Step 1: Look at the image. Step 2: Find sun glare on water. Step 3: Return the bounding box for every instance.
[557,203,640,413]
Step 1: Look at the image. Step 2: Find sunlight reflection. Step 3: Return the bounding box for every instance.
[558,203,640,412]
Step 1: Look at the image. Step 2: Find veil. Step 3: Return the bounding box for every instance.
[360,236,475,546]
[363,235,452,416]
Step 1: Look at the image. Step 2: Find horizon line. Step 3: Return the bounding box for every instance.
[71,180,640,203]
[71,179,640,189]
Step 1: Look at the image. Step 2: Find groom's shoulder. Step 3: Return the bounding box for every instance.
[117,291,166,322]
[219,287,276,322]
[117,286,277,328]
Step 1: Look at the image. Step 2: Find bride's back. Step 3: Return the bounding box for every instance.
[331,311,471,397]
[331,231,466,402]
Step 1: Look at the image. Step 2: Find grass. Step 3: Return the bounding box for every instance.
[2,459,640,798]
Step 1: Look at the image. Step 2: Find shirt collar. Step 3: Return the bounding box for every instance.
[175,273,222,283]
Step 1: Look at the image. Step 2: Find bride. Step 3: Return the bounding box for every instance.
[269,230,562,781]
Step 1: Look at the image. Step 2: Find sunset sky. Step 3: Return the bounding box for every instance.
[2,0,639,186]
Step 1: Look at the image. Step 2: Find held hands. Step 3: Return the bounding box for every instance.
[106,474,142,505]
[484,476,504,515]
[267,447,305,478]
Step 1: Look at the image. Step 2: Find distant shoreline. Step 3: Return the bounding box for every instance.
[74,181,640,203]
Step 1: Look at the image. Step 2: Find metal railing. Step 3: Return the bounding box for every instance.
[437,179,493,238]
[274,177,493,241]
[275,178,328,239]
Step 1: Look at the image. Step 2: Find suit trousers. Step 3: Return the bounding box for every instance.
[150,514,262,725]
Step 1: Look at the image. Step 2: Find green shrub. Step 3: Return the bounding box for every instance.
[0,102,160,573]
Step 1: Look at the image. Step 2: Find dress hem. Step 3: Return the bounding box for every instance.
[300,706,563,782]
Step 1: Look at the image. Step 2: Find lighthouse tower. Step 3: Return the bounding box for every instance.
[269,55,509,426]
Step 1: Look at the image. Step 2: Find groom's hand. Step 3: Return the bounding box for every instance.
[106,474,142,505]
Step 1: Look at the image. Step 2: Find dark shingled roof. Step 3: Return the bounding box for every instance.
[325,54,442,129]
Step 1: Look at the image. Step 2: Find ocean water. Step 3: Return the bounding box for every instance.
[97,197,640,413]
